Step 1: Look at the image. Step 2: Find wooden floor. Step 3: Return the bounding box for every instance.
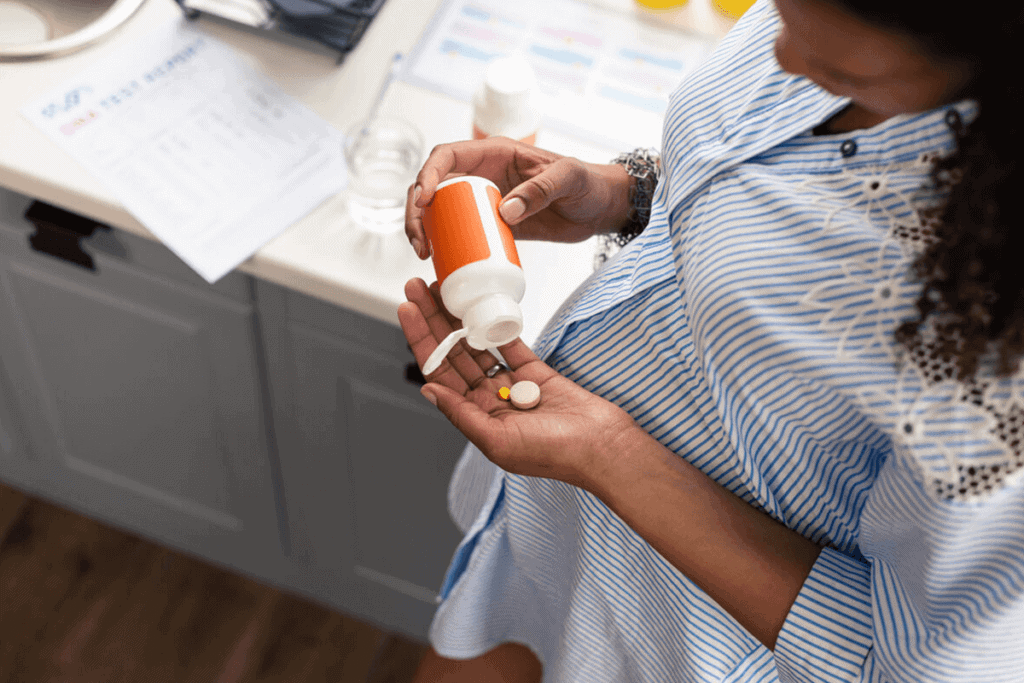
[0,481,429,683]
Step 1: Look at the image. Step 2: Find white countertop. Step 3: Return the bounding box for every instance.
[0,0,733,341]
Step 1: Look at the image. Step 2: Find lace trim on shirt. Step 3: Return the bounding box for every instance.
[797,153,1024,502]
[901,333,1024,502]
[796,154,943,362]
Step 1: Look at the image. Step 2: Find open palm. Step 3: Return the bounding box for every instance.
[398,278,636,489]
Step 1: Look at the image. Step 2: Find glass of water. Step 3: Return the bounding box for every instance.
[344,117,424,235]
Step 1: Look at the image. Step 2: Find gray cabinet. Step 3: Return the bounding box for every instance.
[0,198,43,487]
[0,189,286,582]
[0,339,38,487]
[256,281,465,641]
[0,187,467,641]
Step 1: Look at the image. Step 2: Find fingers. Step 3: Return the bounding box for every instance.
[407,280,551,386]
[405,140,502,260]
[426,281,506,378]
[412,138,515,208]
[405,138,585,253]
[498,157,587,228]
[419,382,500,454]
[401,278,500,390]
[405,183,429,260]
[496,338,557,384]
[427,281,460,328]
[491,333,562,389]
[398,299,470,395]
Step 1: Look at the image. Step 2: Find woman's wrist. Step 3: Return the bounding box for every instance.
[580,419,647,498]
[586,161,636,237]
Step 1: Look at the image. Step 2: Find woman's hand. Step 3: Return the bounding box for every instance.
[405,137,633,260]
[398,277,638,489]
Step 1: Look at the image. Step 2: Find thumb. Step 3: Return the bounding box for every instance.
[499,159,585,225]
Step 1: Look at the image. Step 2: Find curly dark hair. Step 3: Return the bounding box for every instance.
[830,1,1024,379]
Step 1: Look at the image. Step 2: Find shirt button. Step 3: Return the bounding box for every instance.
[840,139,857,157]
[945,109,963,132]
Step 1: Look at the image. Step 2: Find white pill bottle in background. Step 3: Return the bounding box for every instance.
[472,56,541,146]
[420,176,525,374]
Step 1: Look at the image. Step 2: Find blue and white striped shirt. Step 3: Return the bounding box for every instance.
[428,2,1024,681]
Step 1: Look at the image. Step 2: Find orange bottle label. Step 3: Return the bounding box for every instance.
[423,181,491,284]
[423,179,521,285]
[487,185,521,267]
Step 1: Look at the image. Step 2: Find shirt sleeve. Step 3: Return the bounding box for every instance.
[773,451,1024,683]
[773,547,873,681]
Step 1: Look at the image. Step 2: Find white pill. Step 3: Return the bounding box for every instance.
[509,380,541,410]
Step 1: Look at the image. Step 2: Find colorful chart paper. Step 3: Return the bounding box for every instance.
[404,0,715,149]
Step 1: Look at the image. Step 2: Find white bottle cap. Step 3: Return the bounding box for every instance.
[473,56,541,141]
[462,293,524,350]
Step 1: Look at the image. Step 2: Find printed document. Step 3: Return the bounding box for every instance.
[22,20,346,283]
[404,0,714,149]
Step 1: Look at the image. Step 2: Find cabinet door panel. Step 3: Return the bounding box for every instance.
[0,356,38,490]
[286,321,465,591]
[7,264,239,522]
[0,190,44,489]
[283,322,358,569]
[344,366,466,595]
[0,223,284,574]
[258,282,466,639]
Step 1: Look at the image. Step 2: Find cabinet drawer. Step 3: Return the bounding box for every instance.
[0,187,250,303]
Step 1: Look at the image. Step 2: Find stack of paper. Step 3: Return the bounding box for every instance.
[23,19,346,282]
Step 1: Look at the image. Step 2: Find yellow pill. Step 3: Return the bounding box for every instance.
[498,386,511,400]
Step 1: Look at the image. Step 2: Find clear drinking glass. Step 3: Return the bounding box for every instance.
[344,116,424,235]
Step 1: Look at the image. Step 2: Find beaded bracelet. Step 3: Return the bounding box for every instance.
[610,148,662,246]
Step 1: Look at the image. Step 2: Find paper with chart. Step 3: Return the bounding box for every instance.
[22,20,346,283]
[404,0,715,149]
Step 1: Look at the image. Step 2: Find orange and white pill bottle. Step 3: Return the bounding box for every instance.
[421,176,525,371]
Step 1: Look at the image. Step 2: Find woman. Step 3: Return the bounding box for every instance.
[399,0,1022,680]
